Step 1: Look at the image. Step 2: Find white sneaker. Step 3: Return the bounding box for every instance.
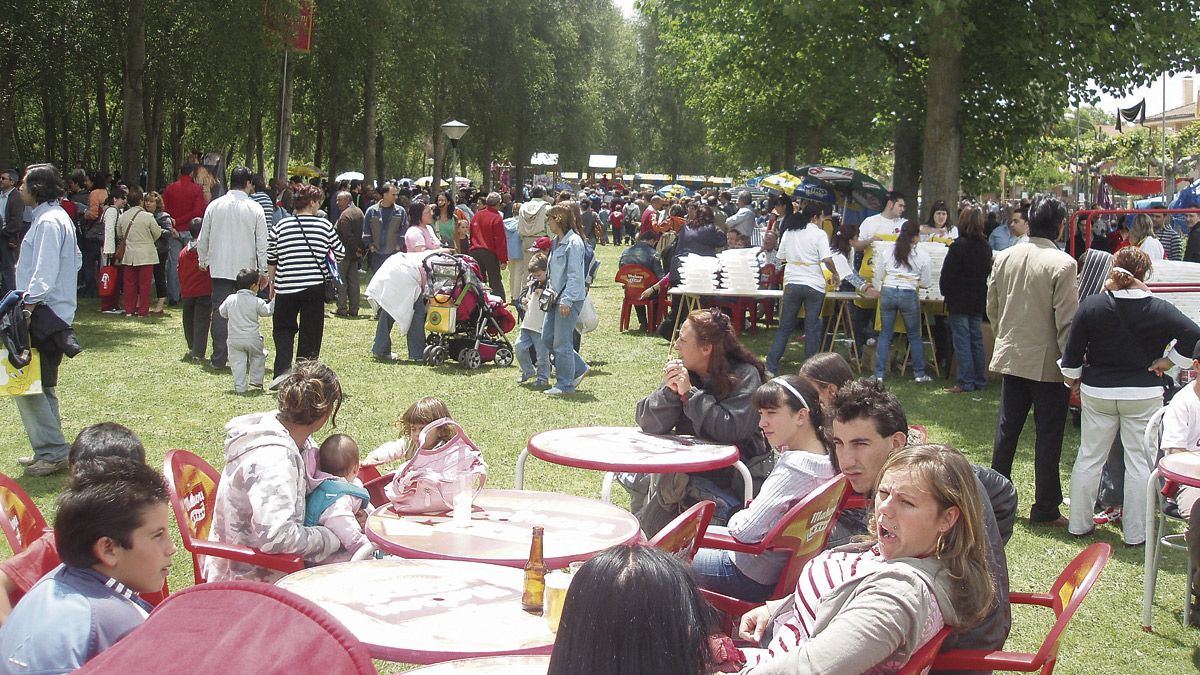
[865,337,877,347]
[544,387,567,396]
[914,375,933,383]
[572,364,590,388]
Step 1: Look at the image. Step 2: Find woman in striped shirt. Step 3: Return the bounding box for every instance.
[267,184,344,378]
[690,375,836,601]
[741,444,994,674]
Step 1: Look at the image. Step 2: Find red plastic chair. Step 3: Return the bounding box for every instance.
[163,449,304,584]
[932,543,1113,674]
[0,471,49,554]
[77,581,377,674]
[896,625,953,675]
[614,264,665,333]
[699,475,849,621]
[648,500,715,561]
[362,470,395,509]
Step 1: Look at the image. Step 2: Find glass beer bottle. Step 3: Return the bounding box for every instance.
[522,526,547,613]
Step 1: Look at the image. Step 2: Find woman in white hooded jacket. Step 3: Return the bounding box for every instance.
[204,361,345,582]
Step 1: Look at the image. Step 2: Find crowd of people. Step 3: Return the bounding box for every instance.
[3,159,1200,673]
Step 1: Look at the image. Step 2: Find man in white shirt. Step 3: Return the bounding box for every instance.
[854,191,907,251]
[1161,346,1200,614]
[196,166,269,370]
[766,204,839,376]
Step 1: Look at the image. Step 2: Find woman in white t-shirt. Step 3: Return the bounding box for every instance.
[873,219,933,382]
[765,204,840,376]
[1131,213,1165,260]
[920,200,959,240]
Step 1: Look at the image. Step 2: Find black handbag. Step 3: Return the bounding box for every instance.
[296,218,339,304]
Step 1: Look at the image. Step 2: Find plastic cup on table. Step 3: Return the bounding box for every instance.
[543,570,573,632]
[452,474,474,527]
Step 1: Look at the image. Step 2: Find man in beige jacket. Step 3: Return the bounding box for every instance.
[987,195,1079,526]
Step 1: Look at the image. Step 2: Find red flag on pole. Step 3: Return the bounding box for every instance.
[264,0,315,52]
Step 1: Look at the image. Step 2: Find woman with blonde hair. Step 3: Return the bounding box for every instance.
[741,444,995,673]
[1130,213,1164,260]
[1061,246,1200,544]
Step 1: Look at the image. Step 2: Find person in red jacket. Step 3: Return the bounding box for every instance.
[468,192,509,301]
[162,164,209,304]
[177,218,213,361]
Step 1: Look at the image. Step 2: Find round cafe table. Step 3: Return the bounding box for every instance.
[1142,450,1200,631]
[409,655,550,673]
[364,488,641,569]
[276,558,555,664]
[515,426,753,504]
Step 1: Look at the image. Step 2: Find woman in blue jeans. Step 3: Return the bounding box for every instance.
[939,205,992,392]
[765,203,839,376]
[873,219,932,382]
[541,204,588,395]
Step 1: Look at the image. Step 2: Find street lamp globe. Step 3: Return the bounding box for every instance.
[441,120,470,141]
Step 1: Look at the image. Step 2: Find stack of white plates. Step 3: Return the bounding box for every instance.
[677,254,720,292]
[918,242,949,301]
[718,248,761,292]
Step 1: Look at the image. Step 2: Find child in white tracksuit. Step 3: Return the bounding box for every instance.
[515,251,551,386]
[218,268,274,393]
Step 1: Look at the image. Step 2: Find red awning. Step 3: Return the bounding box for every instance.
[1102,175,1165,196]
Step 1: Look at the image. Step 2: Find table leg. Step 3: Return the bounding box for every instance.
[668,294,700,349]
[843,303,861,372]
[734,461,754,505]
[601,472,615,504]
[922,308,940,378]
[821,299,840,352]
[1142,468,1160,632]
[515,448,529,490]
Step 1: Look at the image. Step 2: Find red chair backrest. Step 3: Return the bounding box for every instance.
[77,581,377,674]
[897,625,953,675]
[362,471,395,509]
[614,264,660,299]
[356,464,382,485]
[0,471,49,554]
[163,449,222,583]
[648,500,715,561]
[767,474,850,598]
[1034,542,1112,666]
[759,263,780,290]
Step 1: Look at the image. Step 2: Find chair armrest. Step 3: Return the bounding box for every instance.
[699,531,764,554]
[933,649,1039,672]
[1010,592,1055,608]
[190,540,304,574]
[700,588,757,618]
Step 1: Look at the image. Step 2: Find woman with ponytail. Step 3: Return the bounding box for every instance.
[691,375,836,601]
[1061,247,1200,545]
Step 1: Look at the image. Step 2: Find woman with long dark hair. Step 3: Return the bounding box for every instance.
[872,219,932,382]
[632,308,770,531]
[267,184,345,378]
[920,200,958,239]
[765,203,839,376]
[941,205,992,393]
[432,190,466,249]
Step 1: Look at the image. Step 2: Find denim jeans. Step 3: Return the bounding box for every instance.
[15,386,69,462]
[542,302,587,392]
[166,231,191,302]
[691,548,775,602]
[875,286,924,379]
[766,283,825,374]
[947,313,987,390]
[373,297,427,360]
[515,328,549,381]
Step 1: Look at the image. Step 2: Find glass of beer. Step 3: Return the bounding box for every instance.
[543,570,573,632]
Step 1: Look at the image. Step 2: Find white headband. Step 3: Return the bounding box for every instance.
[771,377,809,410]
[1111,266,1133,277]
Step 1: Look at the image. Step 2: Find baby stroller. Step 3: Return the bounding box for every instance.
[421,252,516,369]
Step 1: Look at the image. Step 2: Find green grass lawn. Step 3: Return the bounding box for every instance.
[0,244,1196,673]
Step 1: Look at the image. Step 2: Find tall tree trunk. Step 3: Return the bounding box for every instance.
[920,2,963,224]
[891,52,922,221]
[313,125,324,172]
[41,86,56,164]
[245,96,256,173]
[326,124,339,185]
[0,55,13,168]
[479,138,492,192]
[170,108,186,177]
[274,52,295,183]
[782,125,797,169]
[361,60,377,186]
[375,130,385,181]
[82,92,93,169]
[146,86,163,191]
[120,0,146,186]
[97,73,111,173]
[804,124,824,164]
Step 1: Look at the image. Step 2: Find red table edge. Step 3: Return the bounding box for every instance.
[525,432,740,474]
[1159,459,1200,487]
[367,640,555,665]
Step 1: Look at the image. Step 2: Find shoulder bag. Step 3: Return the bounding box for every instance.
[113,208,140,264]
[294,216,338,303]
[1106,290,1179,401]
[388,418,488,514]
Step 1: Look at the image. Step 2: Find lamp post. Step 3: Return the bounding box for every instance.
[441,119,469,195]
